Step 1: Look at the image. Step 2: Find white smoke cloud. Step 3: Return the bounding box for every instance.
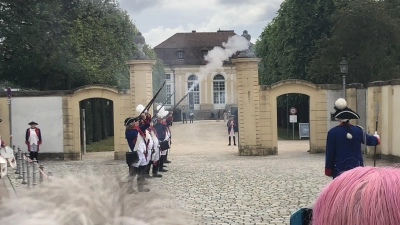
[200,35,249,75]
[188,35,249,92]
[0,175,190,225]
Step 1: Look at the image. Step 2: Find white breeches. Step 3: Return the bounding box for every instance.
[229,129,235,137]
[131,151,147,167]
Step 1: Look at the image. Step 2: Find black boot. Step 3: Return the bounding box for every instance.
[228,137,231,146]
[165,151,171,163]
[137,166,150,192]
[152,161,162,178]
[233,137,236,146]
[144,162,151,178]
[159,155,168,172]
[127,166,138,194]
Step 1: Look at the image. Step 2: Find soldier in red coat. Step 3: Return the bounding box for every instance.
[25,121,42,161]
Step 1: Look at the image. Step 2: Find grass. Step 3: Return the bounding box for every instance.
[277,127,309,140]
[85,136,114,152]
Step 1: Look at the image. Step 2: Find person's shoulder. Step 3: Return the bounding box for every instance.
[328,126,341,134]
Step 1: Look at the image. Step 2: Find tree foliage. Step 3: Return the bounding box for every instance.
[143,44,167,103]
[307,0,400,84]
[256,0,335,85]
[0,0,138,90]
[256,0,400,111]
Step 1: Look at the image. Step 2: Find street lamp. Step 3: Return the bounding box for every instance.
[339,57,348,98]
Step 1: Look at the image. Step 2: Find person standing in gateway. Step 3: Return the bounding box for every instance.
[25,121,42,161]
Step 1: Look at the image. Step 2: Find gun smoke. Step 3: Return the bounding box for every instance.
[0,175,190,225]
[187,35,250,93]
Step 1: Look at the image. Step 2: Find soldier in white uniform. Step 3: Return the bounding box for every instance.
[144,123,162,178]
[125,113,151,193]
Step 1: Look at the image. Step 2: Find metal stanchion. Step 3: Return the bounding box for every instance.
[13,145,18,174]
[32,159,38,187]
[21,153,27,184]
[27,158,31,188]
[17,147,23,178]
[39,164,44,184]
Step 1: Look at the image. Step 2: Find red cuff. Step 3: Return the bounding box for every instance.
[376,137,380,145]
[325,168,332,177]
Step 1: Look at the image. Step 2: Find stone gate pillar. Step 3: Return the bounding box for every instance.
[126,60,155,114]
[233,56,273,156]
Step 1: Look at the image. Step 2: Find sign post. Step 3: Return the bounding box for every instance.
[7,87,12,147]
[289,107,297,140]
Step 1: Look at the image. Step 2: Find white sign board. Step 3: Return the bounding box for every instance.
[299,123,310,138]
[290,115,297,123]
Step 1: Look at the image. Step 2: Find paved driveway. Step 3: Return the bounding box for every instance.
[5,120,389,224]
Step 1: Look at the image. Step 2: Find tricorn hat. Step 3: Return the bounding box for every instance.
[333,98,360,120]
[333,98,359,139]
[124,117,139,126]
[28,121,38,125]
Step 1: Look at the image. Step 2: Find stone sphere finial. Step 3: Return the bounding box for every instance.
[241,30,251,42]
[238,30,255,58]
[132,32,148,60]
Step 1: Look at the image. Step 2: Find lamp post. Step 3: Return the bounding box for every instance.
[339,57,348,99]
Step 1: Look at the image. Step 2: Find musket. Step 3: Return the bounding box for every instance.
[135,81,166,120]
[152,92,175,121]
[373,102,379,167]
[156,92,190,120]
[172,92,190,111]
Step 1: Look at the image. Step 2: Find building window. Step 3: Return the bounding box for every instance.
[187,75,200,104]
[213,74,225,104]
[177,50,184,59]
[166,84,172,105]
[165,74,171,80]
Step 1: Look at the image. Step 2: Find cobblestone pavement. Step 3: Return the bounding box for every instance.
[5,120,394,225]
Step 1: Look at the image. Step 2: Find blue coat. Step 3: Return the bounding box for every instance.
[325,124,379,178]
[125,123,150,151]
[153,123,167,141]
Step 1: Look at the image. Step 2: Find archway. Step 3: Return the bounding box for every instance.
[70,85,122,160]
[275,93,310,154]
[267,80,326,154]
[79,98,114,156]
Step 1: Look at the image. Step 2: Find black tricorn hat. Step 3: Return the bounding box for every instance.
[333,98,360,120]
[28,121,38,125]
[124,117,139,126]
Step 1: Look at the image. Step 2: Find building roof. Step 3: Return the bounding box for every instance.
[154,30,247,66]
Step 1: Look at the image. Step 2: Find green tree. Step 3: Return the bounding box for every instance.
[0,0,138,90]
[143,45,167,103]
[256,0,335,86]
[306,0,400,84]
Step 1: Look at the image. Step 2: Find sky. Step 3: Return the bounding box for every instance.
[117,0,284,48]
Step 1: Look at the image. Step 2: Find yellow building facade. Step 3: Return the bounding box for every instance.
[163,65,237,111]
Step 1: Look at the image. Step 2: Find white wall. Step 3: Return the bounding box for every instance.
[11,96,63,153]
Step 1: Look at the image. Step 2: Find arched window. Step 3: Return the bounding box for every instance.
[187,75,200,104]
[213,74,225,104]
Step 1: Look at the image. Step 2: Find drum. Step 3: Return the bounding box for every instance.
[160,140,170,151]
[126,151,139,166]
[0,146,16,168]
[0,156,7,178]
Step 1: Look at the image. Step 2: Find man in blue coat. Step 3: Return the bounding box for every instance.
[325,98,380,179]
